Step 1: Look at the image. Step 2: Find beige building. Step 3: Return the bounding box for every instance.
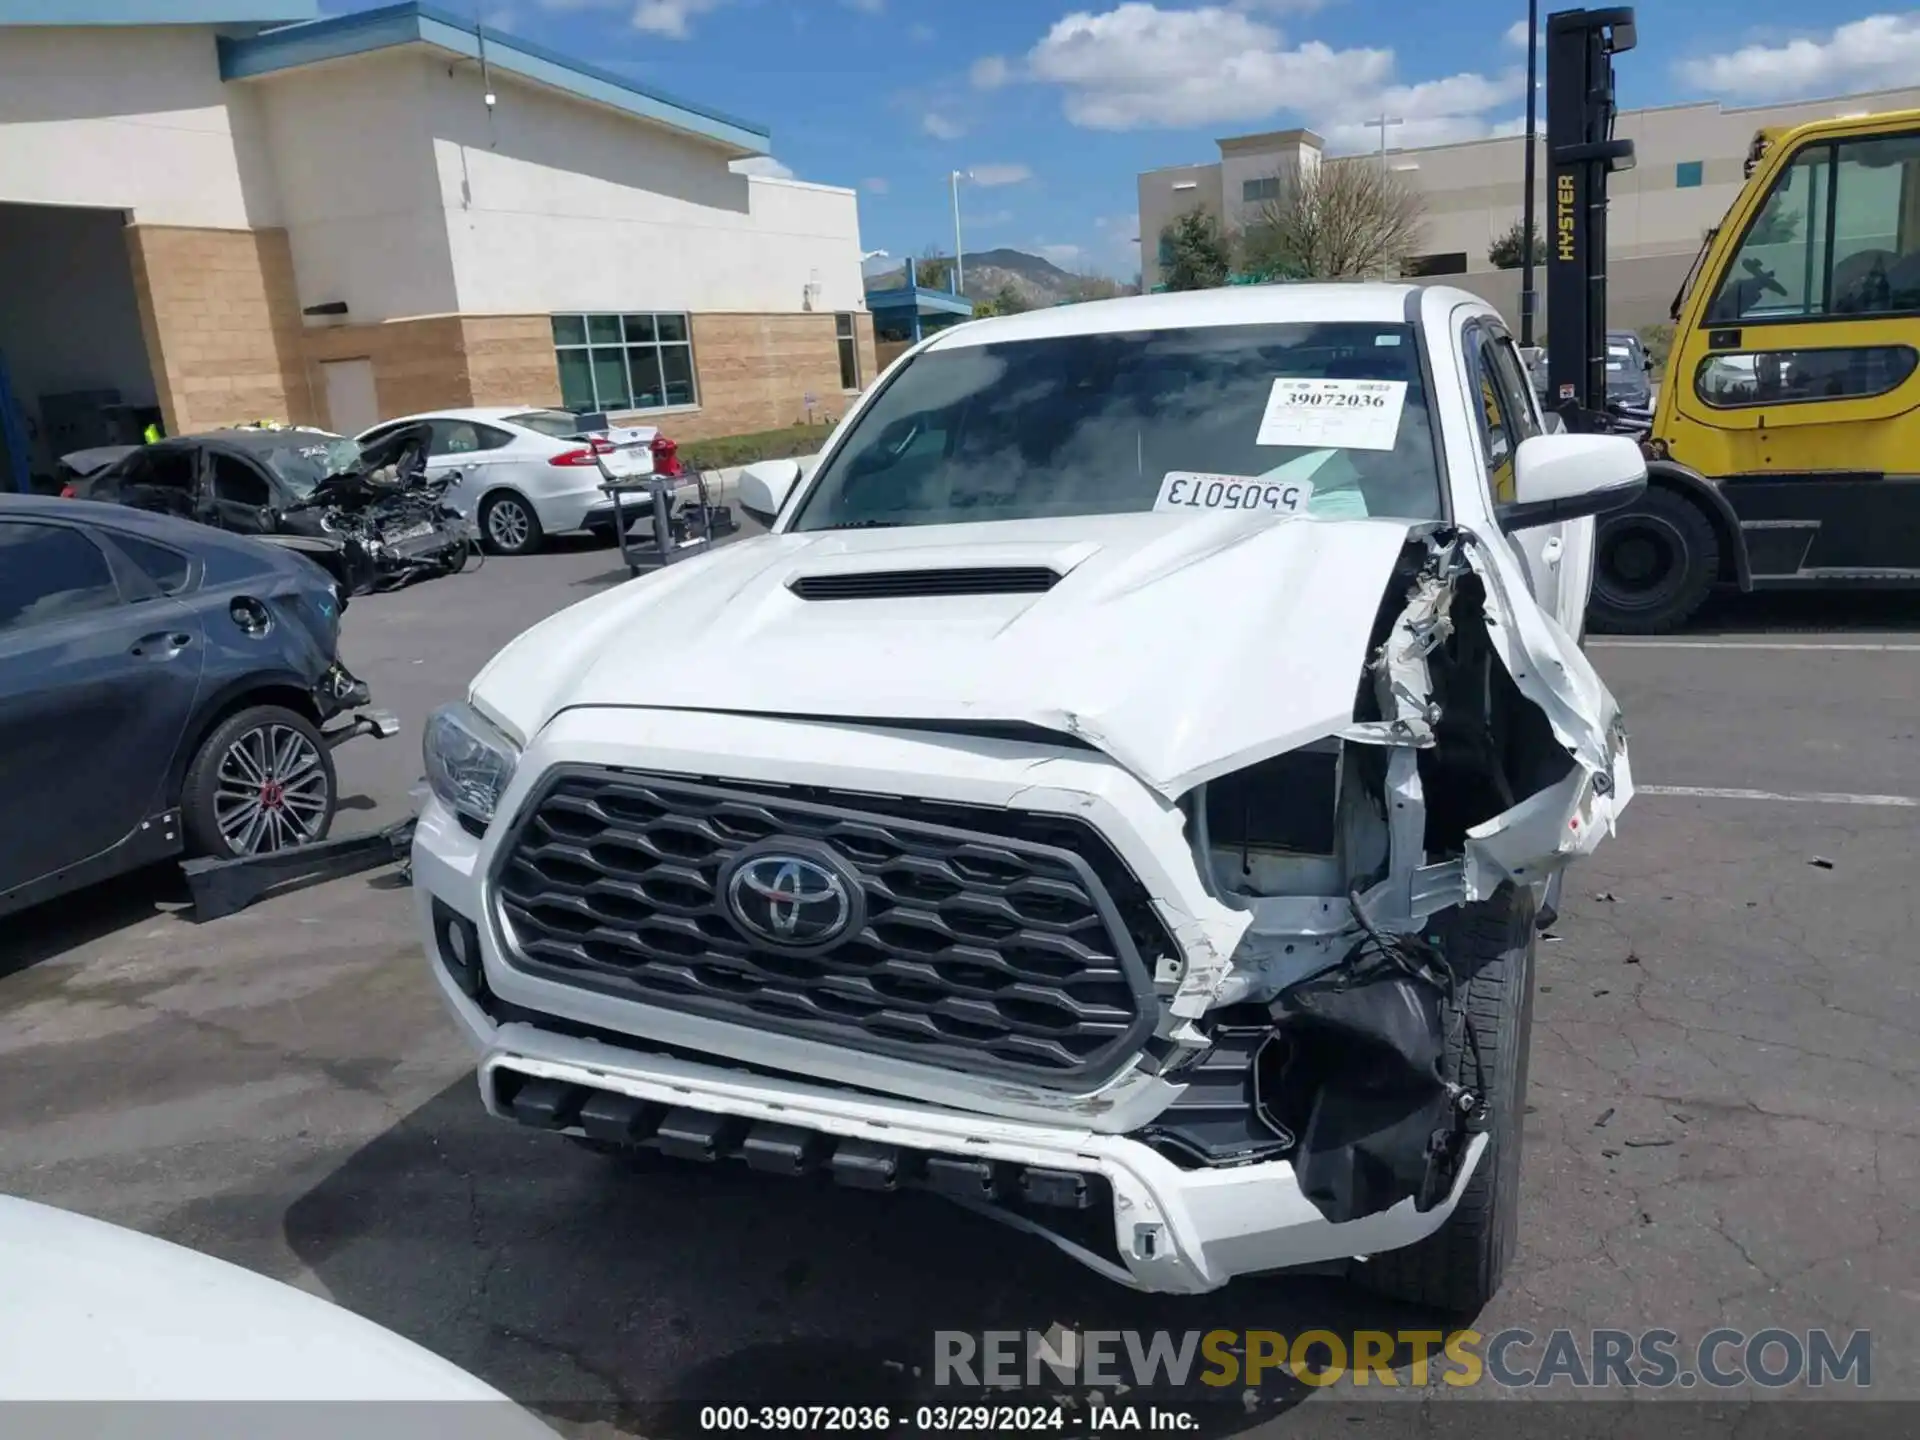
[1138,84,1920,330]
[0,0,875,488]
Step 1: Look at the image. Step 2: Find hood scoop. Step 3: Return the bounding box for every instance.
[788,565,1061,601]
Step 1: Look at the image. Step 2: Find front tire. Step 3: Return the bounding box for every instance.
[181,705,338,859]
[480,491,543,556]
[1587,487,1719,635]
[1355,886,1536,1319]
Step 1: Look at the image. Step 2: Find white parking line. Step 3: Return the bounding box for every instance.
[1639,785,1920,808]
[1590,640,1920,652]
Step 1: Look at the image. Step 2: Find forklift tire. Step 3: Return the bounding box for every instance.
[1587,487,1719,635]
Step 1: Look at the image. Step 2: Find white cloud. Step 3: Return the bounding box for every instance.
[1504,19,1533,48]
[1016,2,1525,148]
[1676,13,1920,97]
[922,111,965,139]
[1024,3,1392,130]
[730,155,794,179]
[1035,242,1087,266]
[863,176,890,193]
[970,54,1012,89]
[967,162,1033,186]
[631,0,725,38]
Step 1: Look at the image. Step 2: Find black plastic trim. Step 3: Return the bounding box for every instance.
[488,766,1159,1089]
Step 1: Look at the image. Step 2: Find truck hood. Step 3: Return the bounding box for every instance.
[474,511,1422,796]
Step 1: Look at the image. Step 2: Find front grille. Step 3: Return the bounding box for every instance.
[492,769,1156,1085]
[788,566,1059,600]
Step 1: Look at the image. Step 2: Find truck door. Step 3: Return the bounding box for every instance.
[1463,321,1585,637]
[1670,127,1920,575]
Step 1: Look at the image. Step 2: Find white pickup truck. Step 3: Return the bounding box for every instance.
[413,284,1639,1316]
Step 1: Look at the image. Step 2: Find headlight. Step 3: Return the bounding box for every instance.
[423,701,520,827]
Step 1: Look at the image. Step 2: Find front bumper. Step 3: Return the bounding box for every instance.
[418,888,1482,1293]
[408,705,1486,1292]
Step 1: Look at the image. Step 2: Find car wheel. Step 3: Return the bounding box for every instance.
[480,492,543,556]
[1586,487,1719,635]
[181,705,338,860]
[1354,885,1535,1320]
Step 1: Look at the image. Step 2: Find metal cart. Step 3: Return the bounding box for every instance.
[594,442,734,577]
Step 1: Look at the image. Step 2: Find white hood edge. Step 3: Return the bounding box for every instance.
[471,511,1426,801]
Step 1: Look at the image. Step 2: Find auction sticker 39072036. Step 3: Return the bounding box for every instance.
[1255,378,1407,451]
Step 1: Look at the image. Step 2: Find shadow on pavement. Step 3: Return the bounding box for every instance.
[1686,587,1920,634]
[284,1078,1450,1438]
[0,866,185,979]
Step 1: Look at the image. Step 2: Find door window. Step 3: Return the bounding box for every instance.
[104,531,194,595]
[1694,345,1919,408]
[1465,329,1535,506]
[0,522,124,633]
[428,419,514,456]
[1707,130,1920,322]
[211,453,272,507]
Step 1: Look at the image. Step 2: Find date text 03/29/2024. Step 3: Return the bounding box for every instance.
[698,1406,1190,1433]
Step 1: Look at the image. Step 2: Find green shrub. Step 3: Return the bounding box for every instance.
[679,422,833,472]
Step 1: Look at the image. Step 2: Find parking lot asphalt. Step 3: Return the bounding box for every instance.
[1,540,1917,1434]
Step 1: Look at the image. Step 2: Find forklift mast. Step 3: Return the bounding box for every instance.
[1544,6,1638,426]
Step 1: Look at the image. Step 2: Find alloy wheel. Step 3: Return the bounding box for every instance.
[488,498,532,551]
[213,724,330,855]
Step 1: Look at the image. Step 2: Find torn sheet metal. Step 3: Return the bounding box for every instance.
[1174,527,1633,1015]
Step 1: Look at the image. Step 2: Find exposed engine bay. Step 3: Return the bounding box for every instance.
[279,425,475,594]
[1144,526,1628,1225]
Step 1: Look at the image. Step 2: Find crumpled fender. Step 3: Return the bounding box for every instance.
[1456,531,1634,898]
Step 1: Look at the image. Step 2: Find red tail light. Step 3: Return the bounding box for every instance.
[549,437,614,467]
[59,483,77,498]
[650,434,681,476]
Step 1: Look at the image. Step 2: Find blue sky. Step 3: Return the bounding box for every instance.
[345,1,1920,278]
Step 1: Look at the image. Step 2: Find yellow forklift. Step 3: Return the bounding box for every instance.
[1543,10,1920,632]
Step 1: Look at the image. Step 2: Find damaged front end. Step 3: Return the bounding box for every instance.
[1141,526,1630,1230]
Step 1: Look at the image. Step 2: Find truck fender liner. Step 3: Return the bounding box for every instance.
[1643,458,1752,591]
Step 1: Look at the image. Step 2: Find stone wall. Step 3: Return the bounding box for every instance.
[124,224,317,433]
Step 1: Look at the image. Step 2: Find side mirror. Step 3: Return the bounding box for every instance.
[738,458,802,527]
[1498,433,1646,532]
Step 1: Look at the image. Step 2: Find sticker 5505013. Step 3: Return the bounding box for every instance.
[1154,471,1313,515]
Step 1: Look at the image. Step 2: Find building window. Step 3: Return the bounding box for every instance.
[1242,176,1280,204]
[836,313,860,391]
[1676,160,1704,188]
[1403,252,1469,277]
[551,313,697,414]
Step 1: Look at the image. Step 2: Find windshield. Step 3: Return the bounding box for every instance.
[789,322,1443,531]
[506,410,583,439]
[261,436,363,497]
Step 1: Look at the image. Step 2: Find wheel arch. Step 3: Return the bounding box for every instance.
[167,675,322,806]
[1642,459,1752,591]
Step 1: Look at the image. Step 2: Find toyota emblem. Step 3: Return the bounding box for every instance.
[725,851,857,948]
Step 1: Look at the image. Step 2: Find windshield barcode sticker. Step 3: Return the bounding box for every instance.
[1256,378,1407,451]
[1155,471,1313,516]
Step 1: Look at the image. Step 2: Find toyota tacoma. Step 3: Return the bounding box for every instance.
[413,285,1641,1314]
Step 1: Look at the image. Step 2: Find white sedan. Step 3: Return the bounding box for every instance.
[356,407,682,556]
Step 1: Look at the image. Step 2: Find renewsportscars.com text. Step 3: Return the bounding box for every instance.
[934,1327,1872,1390]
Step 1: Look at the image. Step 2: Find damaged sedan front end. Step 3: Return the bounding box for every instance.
[411,285,1639,1311]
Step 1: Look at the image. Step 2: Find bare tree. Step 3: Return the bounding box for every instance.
[1237,159,1427,282]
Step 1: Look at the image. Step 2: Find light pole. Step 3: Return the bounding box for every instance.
[950,169,972,295]
[1370,113,1404,162]
[1520,0,1541,345]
